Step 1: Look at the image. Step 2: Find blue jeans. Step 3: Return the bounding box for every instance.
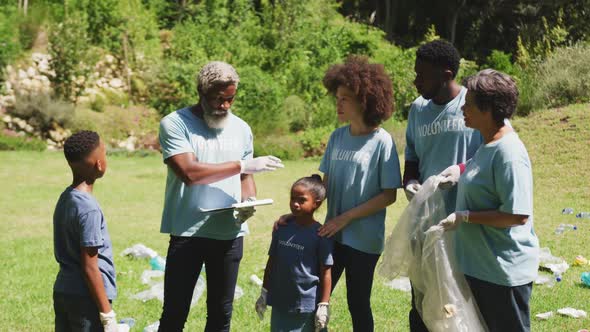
[158,235,243,332]
[54,292,110,332]
[331,241,380,332]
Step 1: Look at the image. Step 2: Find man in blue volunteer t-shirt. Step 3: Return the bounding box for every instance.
[157,61,284,332]
[402,40,483,332]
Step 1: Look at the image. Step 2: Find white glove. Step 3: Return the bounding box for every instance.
[99,310,119,332]
[438,165,461,190]
[404,179,421,201]
[255,287,268,320]
[234,197,256,224]
[240,156,284,174]
[315,302,330,331]
[438,211,470,231]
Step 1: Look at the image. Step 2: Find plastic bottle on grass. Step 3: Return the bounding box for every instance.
[581,272,590,287]
[576,212,590,219]
[150,255,166,271]
[545,273,562,288]
[554,224,577,234]
[562,207,574,214]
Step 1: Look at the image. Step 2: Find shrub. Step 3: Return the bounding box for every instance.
[515,66,541,116]
[16,5,47,50]
[102,88,129,108]
[84,0,124,51]
[0,10,22,80]
[538,44,590,106]
[254,134,304,160]
[12,93,75,131]
[283,95,310,132]
[89,94,107,113]
[145,60,200,116]
[233,66,288,135]
[456,58,479,83]
[0,134,46,151]
[117,0,162,65]
[518,44,590,115]
[146,0,420,128]
[298,126,333,157]
[48,14,91,102]
[70,105,160,144]
[484,50,516,76]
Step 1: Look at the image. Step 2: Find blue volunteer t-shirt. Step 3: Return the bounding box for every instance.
[455,131,539,286]
[267,221,333,313]
[404,87,483,212]
[159,107,253,239]
[319,126,402,254]
[53,187,117,299]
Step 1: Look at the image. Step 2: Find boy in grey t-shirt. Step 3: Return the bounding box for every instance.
[53,131,119,332]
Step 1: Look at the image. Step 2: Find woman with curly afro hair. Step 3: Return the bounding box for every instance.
[314,55,403,331]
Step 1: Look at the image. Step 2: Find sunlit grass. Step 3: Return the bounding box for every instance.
[0,103,589,331]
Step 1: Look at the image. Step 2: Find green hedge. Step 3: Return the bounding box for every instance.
[0,135,46,151]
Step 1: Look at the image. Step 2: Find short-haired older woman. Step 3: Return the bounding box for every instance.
[438,69,539,332]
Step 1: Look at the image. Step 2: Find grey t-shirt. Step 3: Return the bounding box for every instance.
[267,221,333,313]
[53,187,117,299]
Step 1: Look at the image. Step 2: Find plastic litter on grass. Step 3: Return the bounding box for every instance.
[121,243,158,259]
[384,277,412,292]
[557,308,587,319]
[535,311,554,320]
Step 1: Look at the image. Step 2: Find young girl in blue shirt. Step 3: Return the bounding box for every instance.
[256,175,333,332]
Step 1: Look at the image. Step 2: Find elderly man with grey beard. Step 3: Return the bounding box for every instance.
[157,61,284,332]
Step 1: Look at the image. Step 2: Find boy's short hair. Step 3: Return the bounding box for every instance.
[64,130,100,163]
[323,55,394,127]
[416,39,461,78]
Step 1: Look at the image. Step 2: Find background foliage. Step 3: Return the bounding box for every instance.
[0,0,589,158]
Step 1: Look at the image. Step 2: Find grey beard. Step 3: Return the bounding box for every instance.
[201,101,230,129]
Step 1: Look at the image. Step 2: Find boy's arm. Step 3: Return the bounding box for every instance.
[80,246,111,313]
[318,264,332,303]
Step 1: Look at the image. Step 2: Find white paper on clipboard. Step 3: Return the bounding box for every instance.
[198,198,274,212]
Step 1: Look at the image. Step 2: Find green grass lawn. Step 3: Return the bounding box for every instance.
[1,104,589,331]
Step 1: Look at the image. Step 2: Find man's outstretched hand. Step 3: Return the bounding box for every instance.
[241,156,284,174]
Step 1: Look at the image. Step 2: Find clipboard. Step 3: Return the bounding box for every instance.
[198,198,274,212]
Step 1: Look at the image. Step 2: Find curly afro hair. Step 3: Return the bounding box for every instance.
[323,55,394,127]
[416,39,461,78]
[64,130,100,163]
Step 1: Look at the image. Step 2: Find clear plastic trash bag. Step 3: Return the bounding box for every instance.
[379,176,488,332]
